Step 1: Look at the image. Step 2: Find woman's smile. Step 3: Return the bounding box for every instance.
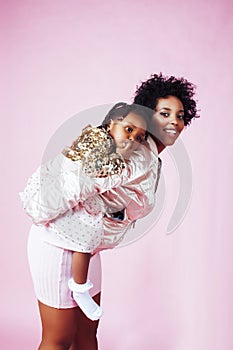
[149,96,185,152]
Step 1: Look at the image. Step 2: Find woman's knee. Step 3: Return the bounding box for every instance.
[71,322,98,350]
[74,307,99,339]
[71,293,101,348]
[39,338,72,350]
[40,332,73,349]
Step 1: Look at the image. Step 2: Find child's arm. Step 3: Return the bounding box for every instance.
[19,127,155,225]
[62,125,126,178]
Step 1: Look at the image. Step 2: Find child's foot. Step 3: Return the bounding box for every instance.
[68,278,103,321]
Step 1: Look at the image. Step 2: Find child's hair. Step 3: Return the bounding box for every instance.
[101,102,153,139]
[133,73,199,126]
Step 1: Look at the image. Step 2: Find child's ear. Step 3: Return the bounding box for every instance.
[107,116,124,131]
[107,119,113,132]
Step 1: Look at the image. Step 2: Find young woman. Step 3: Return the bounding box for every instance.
[26,73,199,349]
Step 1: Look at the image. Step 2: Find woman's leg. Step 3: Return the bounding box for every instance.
[38,301,77,350]
[70,292,101,350]
[37,295,101,350]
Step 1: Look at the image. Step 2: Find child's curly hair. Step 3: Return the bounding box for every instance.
[101,102,153,128]
[133,73,199,126]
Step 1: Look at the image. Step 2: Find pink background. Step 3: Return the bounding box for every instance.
[1,0,233,349]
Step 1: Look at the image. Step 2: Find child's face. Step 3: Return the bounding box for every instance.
[108,112,147,159]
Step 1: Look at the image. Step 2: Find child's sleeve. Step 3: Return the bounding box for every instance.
[19,127,121,225]
[19,152,127,225]
[62,125,126,178]
[19,126,153,225]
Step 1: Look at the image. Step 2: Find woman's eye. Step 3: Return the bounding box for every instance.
[177,114,184,120]
[126,127,133,133]
[160,112,169,117]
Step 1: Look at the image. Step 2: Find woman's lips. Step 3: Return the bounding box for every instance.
[163,128,179,138]
[163,128,178,134]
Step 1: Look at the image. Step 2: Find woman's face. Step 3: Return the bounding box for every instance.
[149,96,185,152]
[109,112,147,159]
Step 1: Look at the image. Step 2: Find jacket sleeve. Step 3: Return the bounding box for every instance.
[62,125,126,178]
[19,129,154,225]
[19,152,131,225]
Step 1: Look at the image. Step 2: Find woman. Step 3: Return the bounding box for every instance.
[28,73,198,349]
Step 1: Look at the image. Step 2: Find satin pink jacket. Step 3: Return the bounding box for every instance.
[20,136,161,250]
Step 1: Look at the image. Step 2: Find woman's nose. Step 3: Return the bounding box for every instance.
[169,114,178,125]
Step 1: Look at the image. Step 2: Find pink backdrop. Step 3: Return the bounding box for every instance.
[1,0,232,349]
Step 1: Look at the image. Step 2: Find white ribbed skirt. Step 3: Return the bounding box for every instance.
[27,225,102,309]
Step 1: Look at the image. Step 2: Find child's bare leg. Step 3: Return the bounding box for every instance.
[68,252,103,321]
[72,252,90,284]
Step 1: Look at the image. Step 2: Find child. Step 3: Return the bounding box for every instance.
[20,103,154,321]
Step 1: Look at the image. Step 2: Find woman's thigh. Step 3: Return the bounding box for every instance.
[28,226,102,349]
[38,301,77,349]
[38,294,101,350]
[28,225,102,308]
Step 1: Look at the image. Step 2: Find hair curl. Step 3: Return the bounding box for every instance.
[133,73,199,126]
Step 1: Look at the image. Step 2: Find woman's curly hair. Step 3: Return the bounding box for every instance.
[133,73,199,126]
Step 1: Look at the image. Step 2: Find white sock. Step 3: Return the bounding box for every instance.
[68,278,103,321]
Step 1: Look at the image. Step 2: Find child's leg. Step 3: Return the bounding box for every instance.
[68,252,103,321]
[72,252,91,284]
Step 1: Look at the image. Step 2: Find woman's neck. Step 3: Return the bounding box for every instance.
[150,135,165,154]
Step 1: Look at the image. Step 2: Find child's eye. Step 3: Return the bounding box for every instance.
[126,127,133,133]
[177,114,184,120]
[136,135,143,142]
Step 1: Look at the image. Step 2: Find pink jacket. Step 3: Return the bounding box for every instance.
[20,132,161,250]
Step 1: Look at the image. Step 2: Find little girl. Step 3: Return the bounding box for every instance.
[20,103,154,321]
